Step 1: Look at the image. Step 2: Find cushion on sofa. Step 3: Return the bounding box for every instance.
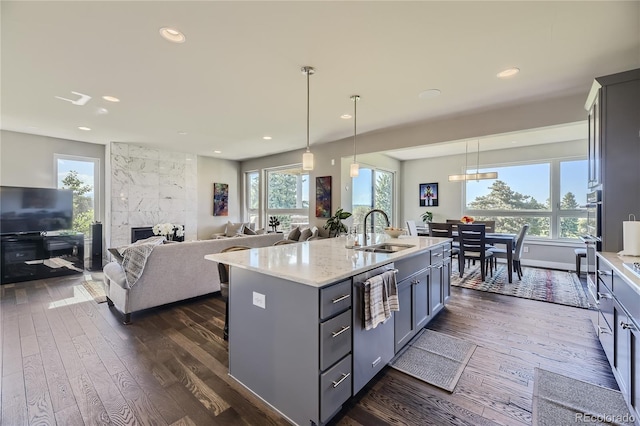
[225,221,245,237]
[287,227,301,241]
[243,226,257,235]
[299,228,313,241]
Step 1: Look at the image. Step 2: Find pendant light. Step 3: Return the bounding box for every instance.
[349,95,360,177]
[301,66,315,171]
[448,139,498,181]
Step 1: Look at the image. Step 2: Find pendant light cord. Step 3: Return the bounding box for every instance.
[306,69,310,153]
[353,96,358,161]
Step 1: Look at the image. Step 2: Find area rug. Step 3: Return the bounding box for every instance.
[82,279,107,304]
[451,264,589,308]
[390,329,476,392]
[532,368,634,425]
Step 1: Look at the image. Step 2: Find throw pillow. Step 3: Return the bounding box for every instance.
[287,226,301,241]
[255,228,266,235]
[316,226,331,238]
[225,221,245,237]
[107,247,125,264]
[299,228,313,241]
[243,226,257,235]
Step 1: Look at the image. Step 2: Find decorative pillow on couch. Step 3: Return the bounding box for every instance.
[287,226,301,241]
[225,221,245,237]
[243,226,257,235]
[299,228,313,241]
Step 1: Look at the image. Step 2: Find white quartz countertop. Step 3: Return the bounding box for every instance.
[205,235,450,288]
[598,251,640,296]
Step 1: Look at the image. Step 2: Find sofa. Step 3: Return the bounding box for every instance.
[102,232,284,323]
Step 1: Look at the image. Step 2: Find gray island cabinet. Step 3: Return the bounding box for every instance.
[205,236,452,426]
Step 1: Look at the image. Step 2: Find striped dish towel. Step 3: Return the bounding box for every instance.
[364,270,399,330]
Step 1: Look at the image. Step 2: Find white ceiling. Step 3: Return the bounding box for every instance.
[2,1,639,161]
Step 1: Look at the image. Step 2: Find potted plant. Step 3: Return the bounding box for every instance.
[268,216,281,232]
[421,211,433,223]
[324,208,352,237]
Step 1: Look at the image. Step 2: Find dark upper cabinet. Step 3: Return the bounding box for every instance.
[585,69,640,252]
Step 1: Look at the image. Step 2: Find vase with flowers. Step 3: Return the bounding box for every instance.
[460,215,475,224]
[153,223,184,241]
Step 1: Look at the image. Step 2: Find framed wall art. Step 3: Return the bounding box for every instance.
[315,176,332,218]
[419,182,439,207]
[213,183,229,216]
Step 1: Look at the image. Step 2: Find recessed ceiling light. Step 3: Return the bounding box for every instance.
[102,95,120,102]
[159,27,186,43]
[341,114,352,119]
[497,67,520,78]
[418,89,441,100]
[78,126,91,131]
[177,131,188,135]
[263,136,272,140]
[213,150,222,154]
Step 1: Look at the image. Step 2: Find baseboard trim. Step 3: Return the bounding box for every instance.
[493,258,575,272]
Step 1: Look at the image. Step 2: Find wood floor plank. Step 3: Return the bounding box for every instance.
[68,371,111,426]
[1,371,27,426]
[23,353,56,425]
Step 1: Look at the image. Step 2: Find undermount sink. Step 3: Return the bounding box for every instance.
[355,243,415,254]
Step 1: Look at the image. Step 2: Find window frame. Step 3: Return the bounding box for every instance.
[54,153,101,223]
[264,164,310,231]
[463,156,587,240]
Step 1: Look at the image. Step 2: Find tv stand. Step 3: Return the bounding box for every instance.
[1,232,84,284]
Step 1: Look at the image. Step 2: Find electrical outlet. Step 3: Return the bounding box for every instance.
[523,246,529,253]
[253,292,266,309]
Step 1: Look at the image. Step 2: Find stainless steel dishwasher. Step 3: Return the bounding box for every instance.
[352,263,396,394]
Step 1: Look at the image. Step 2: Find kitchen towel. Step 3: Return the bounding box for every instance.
[621,215,640,256]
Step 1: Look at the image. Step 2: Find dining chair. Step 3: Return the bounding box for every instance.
[445,219,460,233]
[474,220,496,233]
[428,222,459,257]
[405,220,418,236]
[217,245,251,340]
[457,223,494,281]
[489,224,529,280]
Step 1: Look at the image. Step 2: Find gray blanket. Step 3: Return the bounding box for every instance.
[121,236,165,287]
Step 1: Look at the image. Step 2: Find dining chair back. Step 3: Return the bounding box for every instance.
[217,245,251,340]
[488,224,529,279]
[457,223,494,281]
[429,222,459,257]
[445,219,460,233]
[405,220,418,236]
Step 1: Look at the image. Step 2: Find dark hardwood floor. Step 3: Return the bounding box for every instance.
[1,273,616,425]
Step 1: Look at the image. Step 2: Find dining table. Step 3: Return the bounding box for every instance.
[451,232,518,283]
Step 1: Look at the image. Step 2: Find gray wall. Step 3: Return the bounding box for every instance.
[197,156,241,240]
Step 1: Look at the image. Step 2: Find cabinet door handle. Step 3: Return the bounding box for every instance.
[597,292,611,300]
[372,356,382,368]
[433,253,442,257]
[598,326,611,335]
[331,294,350,304]
[437,265,443,270]
[597,270,610,276]
[332,372,351,388]
[411,279,419,285]
[620,321,635,331]
[331,325,350,338]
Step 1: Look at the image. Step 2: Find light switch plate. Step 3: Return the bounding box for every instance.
[253,291,266,309]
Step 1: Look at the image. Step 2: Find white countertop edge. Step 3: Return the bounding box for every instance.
[205,236,451,288]
[598,251,640,296]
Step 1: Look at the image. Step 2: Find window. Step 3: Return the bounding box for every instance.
[265,166,309,231]
[465,159,587,239]
[245,171,260,226]
[352,167,395,233]
[55,155,100,236]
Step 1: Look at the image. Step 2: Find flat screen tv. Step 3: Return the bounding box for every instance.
[0,186,73,235]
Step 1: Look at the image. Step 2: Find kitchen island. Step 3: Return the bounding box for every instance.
[205,235,452,426]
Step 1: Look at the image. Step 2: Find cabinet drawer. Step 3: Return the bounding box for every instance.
[395,251,430,282]
[320,309,352,371]
[598,286,614,331]
[612,273,640,322]
[441,243,453,260]
[320,354,352,423]
[597,312,614,366]
[320,279,352,320]
[430,245,444,264]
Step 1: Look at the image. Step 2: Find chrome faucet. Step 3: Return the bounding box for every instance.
[363,209,390,247]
